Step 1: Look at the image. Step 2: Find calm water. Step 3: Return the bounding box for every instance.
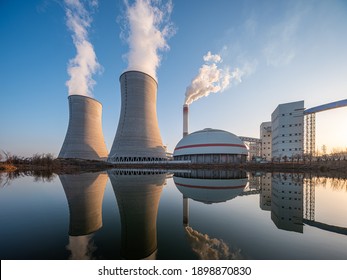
[0,169,347,260]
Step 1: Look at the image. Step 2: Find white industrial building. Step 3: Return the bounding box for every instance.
[173,128,248,163]
[260,122,272,161]
[271,101,304,160]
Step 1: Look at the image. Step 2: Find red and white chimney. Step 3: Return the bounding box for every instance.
[183,104,189,137]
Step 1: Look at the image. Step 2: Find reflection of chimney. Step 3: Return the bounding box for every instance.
[183,196,189,226]
[60,172,108,236]
[108,171,166,259]
[183,104,189,137]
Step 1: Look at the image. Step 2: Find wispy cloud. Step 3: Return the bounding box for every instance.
[262,13,301,67]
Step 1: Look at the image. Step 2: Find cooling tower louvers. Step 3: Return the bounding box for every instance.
[58,95,108,161]
[108,71,167,162]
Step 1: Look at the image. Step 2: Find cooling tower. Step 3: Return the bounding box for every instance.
[59,95,108,161]
[183,104,189,137]
[108,71,166,162]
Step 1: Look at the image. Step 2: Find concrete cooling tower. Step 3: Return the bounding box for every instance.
[108,71,166,162]
[58,95,108,161]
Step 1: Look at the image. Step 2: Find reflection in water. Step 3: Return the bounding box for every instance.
[59,172,108,259]
[184,226,244,260]
[174,170,248,260]
[270,173,304,233]
[66,234,96,260]
[108,170,167,260]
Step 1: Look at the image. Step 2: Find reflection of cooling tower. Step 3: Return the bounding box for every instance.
[60,172,108,236]
[59,95,108,161]
[108,71,166,162]
[108,170,166,259]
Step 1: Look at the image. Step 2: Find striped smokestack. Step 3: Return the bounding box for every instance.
[183,104,189,137]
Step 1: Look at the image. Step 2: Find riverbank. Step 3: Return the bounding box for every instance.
[1,158,347,177]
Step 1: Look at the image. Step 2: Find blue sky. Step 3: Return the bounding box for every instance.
[1,0,347,157]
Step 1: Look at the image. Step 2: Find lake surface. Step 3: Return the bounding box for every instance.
[0,169,347,260]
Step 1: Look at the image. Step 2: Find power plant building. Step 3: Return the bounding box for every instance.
[58,95,108,161]
[260,121,272,160]
[108,71,166,162]
[173,128,248,163]
[271,101,304,160]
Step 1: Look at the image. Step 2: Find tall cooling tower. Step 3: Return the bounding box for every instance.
[108,71,166,162]
[59,95,108,161]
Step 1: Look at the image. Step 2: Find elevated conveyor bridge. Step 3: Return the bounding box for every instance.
[304,99,347,155]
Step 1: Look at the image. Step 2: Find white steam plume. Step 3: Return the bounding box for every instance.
[184,51,242,105]
[122,0,175,80]
[64,0,100,97]
[185,226,244,260]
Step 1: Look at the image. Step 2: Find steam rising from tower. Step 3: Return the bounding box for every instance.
[108,0,174,162]
[64,0,100,97]
[184,51,242,105]
[121,0,175,80]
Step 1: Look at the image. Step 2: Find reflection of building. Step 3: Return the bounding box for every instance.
[271,101,304,160]
[174,170,248,226]
[60,172,108,259]
[271,173,303,233]
[260,122,272,160]
[108,170,166,259]
[173,170,247,260]
[260,173,272,211]
[174,128,248,163]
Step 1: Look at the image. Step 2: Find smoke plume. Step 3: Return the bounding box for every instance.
[64,0,100,97]
[122,0,175,80]
[185,226,244,260]
[66,234,96,260]
[184,51,242,105]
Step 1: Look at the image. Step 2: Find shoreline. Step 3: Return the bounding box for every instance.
[1,158,347,178]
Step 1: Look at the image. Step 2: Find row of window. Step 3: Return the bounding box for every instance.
[281,123,302,128]
[281,148,302,151]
